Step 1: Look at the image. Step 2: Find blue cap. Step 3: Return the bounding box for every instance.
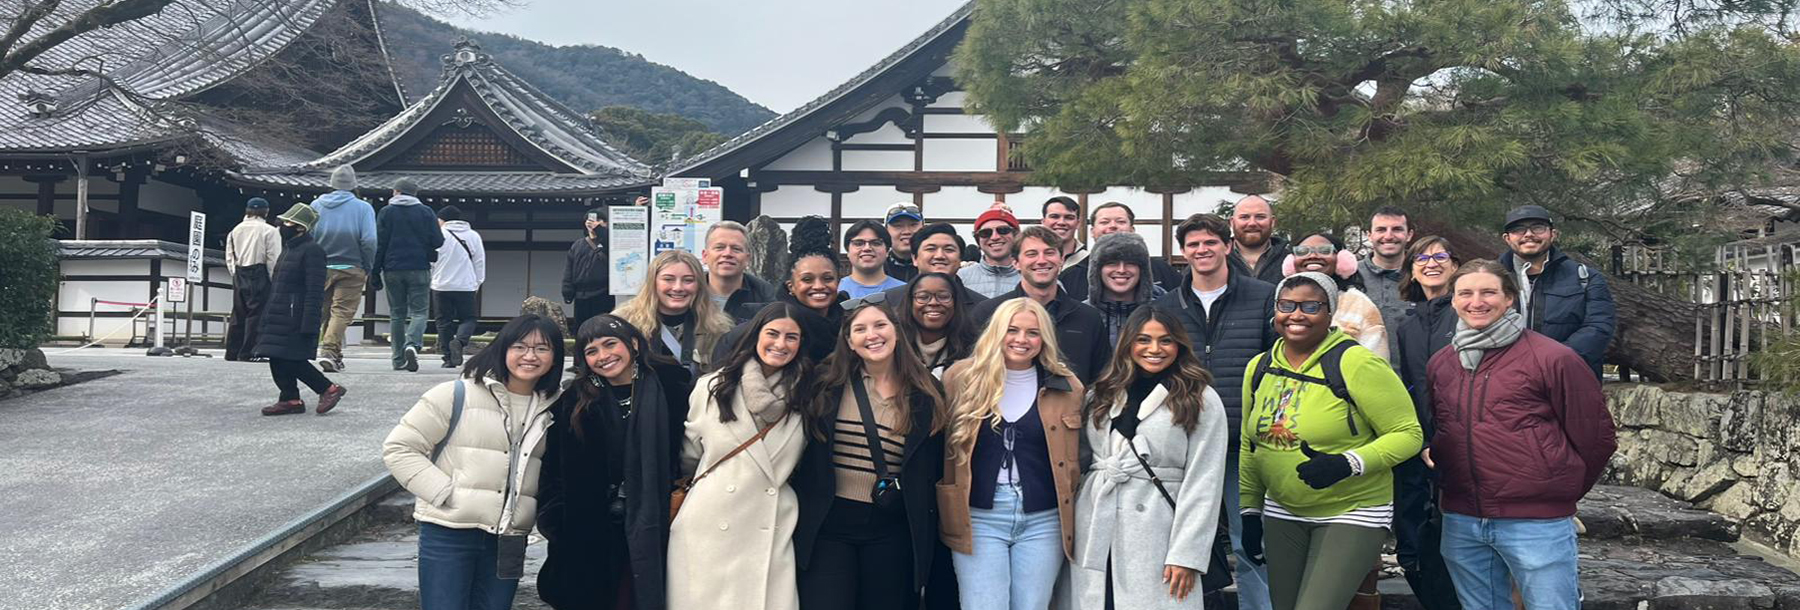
[246,197,270,210]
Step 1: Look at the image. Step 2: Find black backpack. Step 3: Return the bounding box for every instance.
[1249,340,1364,438]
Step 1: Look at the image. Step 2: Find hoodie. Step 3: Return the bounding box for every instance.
[1086,232,1165,346]
[433,220,487,292]
[309,190,378,271]
[375,194,445,273]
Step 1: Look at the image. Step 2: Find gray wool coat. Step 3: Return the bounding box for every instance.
[1071,383,1229,609]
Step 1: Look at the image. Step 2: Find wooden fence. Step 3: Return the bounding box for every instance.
[1616,243,1798,385]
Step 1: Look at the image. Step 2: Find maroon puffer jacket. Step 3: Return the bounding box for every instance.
[1427,330,1616,519]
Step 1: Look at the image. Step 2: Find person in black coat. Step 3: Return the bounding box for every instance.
[253,204,346,416]
[793,302,950,610]
[562,207,612,336]
[968,226,1111,385]
[713,216,847,368]
[537,314,695,610]
[1390,235,1464,610]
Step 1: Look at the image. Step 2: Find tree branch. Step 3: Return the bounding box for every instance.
[0,0,178,80]
[0,0,63,67]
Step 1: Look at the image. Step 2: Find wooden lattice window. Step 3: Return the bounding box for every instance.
[387,123,538,169]
[999,133,1031,172]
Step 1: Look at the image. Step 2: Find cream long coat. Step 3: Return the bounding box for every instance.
[1071,383,1229,609]
[667,371,807,610]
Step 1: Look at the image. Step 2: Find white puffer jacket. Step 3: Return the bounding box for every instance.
[382,376,561,535]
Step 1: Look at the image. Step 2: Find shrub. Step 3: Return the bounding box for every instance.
[0,209,58,349]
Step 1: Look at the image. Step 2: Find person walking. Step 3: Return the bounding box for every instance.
[614,249,735,374]
[970,226,1111,385]
[1390,236,1464,610]
[1072,307,1230,609]
[536,315,693,610]
[960,206,1022,299]
[383,314,566,610]
[1238,272,1423,610]
[1427,260,1617,610]
[894,272,976,376]
[1086,232,1165,347]
[432,205,485,369]
[793,303,948,609]
[253,204,347,416]
[938,297,1084,610]
[841,220,907,299]
[668,303,814,610]
[309,164,378,372]
[225,197,281,361]
[375,177,444,372]
[1284,232,1389,360]
[1357,207,1415,360]
[1496,205,1617,378]
[563,207,612,335]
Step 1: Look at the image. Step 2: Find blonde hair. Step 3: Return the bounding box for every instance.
[612,250,734,344]
[947,298,1075,459]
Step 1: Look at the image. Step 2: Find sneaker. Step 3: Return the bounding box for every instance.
[447,340,465,367]
[261,400,305,416]
[318,357,342,373]
[316,384,347,415]
[403,346,419,372]
[441,360,458,368]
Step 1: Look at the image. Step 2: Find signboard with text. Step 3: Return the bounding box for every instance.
[186,211,206,282]
[608,206,650,296]
[651,184,722,255]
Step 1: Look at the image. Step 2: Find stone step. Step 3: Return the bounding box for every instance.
[1579,486,1738,543]
[238,522,551,610]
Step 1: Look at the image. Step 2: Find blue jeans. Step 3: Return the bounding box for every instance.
[418,522,519,610]
[1440,513,1579,610]
[952,485,1064,610]
[385,269,431,368]
[1227,449,1273,610]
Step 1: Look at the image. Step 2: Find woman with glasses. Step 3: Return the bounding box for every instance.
[894,272,975,377]
[792,303,949,609]
[1073,306,1229,609]
[714,217,847,367]
[382,314,567,610]
[1388,236,1465,610]
[669,302,815,610]
[938,297,1083,610]
[1282,232,1389,359]
[1239,273,1421,610]
[615,249,734,374]
[536,315,694,610]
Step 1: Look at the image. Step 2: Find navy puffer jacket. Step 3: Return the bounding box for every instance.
[1149,271,1276,432]
[1497,247,1615,378]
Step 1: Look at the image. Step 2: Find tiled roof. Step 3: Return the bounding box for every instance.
[0,0,346,152]
[230,170,652,195]
[57,239,225,265]
[668,2,975,178]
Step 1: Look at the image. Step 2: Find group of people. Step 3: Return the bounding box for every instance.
[366,190,1619,610]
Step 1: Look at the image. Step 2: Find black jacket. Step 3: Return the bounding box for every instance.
[561,232,608,303]
[373,198,443,273]
[1149,271,1277,431]
[537,362,694,610]
[1497,247,1616,378]
[719,272,780,323]
[969,287,1112,385]
[1395,295,1456,440]
[886,253,919,283]
[252,232,325,361]
[1227,236,1290,286]
[713,292,847,369]
[794,384,947,601]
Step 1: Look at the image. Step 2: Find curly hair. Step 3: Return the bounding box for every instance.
[787,216,837,276]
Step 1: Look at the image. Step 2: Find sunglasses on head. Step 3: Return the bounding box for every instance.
[975,226,1016,240]
[1274,299,1329,314]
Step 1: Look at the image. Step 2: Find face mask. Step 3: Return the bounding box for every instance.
[279,225,300,241]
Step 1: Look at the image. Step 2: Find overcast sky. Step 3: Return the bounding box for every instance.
[442,0,970,113]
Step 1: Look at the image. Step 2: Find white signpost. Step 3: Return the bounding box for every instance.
[186,212,206,282]
[167,278,188,303]
[609,206,650,296]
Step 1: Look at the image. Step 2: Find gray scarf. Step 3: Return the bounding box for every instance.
[736,363,790,427]
[1452,309,1525,371]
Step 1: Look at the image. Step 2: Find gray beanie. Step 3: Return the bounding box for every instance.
[393,177,420,196]
[328,165,356,191]
[1276,271,1340,313]
[1087,232,1154,304]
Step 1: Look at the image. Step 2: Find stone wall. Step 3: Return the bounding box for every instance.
[1607,384,1800,557]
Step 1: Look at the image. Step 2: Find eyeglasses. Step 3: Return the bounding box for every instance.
[1292,244,1337,257]
[1506,223,1552,237]
[848,239,885,250]
[1274,299,1329,315]
[1414,252,1452,265]
[508,343,554,357]
[912,291,955,304]
[975,226,1015,240]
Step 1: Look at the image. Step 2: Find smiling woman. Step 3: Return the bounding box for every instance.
[615,250,735,373]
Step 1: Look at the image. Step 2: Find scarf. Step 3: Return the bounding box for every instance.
[1453,309,1525,371]
[735,363,789,427]
[919,338,948,370]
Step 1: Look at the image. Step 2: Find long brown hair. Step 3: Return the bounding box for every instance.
[805,302,946,439]
[1397,235,1460,303]
[1086,307,1212,432]
[707,302,813,423]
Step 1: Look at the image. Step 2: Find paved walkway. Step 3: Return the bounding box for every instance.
[0,347,462,610]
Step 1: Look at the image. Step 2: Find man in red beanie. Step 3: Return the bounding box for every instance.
[959,204,1022,298]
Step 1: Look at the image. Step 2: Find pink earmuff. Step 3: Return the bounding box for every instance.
[1280,251,1359,278]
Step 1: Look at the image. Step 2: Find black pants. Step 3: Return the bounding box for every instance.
[1394,456,1462,610]
[434,290,479,356]
[798,497,914,610]
[571,295,614,337]
[225,265,271,361]
[269,358,332,401]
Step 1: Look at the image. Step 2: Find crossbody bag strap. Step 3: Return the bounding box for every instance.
[429,379,467,463]
[685,409,788,490]
[448,229,476,262]
[851,377,894,483]
[1124,435,1176,509]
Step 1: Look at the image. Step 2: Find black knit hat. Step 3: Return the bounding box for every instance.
[436,205,463,221]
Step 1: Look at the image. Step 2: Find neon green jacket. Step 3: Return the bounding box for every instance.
[1239,330,1422,519]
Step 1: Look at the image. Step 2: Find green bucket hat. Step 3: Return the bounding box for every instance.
[277,203,318,232]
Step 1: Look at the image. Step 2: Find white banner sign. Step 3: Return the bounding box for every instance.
[609,205,651,296]
[186,211,206,282]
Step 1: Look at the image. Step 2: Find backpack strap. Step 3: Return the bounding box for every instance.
[429,379,467,463]
[1577,263,1591,291]
[1253,341,1364,437]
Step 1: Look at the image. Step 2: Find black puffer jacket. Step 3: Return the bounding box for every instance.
[561,232,608,303]
[1395,295,1456,439]
[720,272,780,323]
[1497,247,1615,378]
[1149,271,1276,431]
[969,287,1112,385]
[252,232,326,361]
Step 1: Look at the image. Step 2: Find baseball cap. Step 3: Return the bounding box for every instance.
[1504,205,1554,230]
[245,197,269,211]
[885,202,922,223]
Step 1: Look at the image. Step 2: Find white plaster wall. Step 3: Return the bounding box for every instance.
[844,122,912,146]
[842,187,908,219]
[923,186,993,220]
[840,149,914,172]
[761,185,832,219]
[929,91,969,109]
[920,139,997,172]
[922,113,993,134]
[762,137,835,171]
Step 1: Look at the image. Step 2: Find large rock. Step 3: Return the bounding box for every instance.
[1707,482,1761,521]
[1753,463,1793,512]
[13,368,60,389]
[1718,391,1761,453]
[1641,429,1702,467]
[1650,577,1775,610]
[518,296,567,331]
[19,348,46,371]
[1667,461,1739,504]
[1613,384,1665,428]
[1660,391,1724,438]
[0,348,23,371]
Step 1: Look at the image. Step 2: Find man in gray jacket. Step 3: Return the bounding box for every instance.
[1357,205,1415,361]
[308,165,378,372]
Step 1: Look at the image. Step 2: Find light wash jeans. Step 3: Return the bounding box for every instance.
[952,484,1064,610]
[1440,513,1580,610]
[1227,449,1273,610]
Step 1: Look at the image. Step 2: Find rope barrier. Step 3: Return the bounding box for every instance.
[52,295,161,355]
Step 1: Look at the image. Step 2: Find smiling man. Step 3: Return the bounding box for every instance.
[841,219,906,299]
[1085,231,1163,347]
[702,221,779,322]
[884,202,924,282]
[1358,206,1416,361]
[959,205,1022,298]
[970,225,1110,384]
[1227,195,1289,285]
[1073,201,1182,298]
[1496,205,1616,378]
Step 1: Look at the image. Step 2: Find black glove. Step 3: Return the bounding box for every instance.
[368,272,384,292]
[1241,513,1266,566]
[1295,441,1354,489]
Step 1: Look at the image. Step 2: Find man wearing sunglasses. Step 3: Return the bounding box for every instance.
[959,205,1023,298]
[1497,205,1615,378]
[1357,206,1417,362]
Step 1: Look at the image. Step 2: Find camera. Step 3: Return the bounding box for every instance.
[870,477,902,512]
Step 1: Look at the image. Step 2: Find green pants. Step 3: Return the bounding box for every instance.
[1263,517,1386,610]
